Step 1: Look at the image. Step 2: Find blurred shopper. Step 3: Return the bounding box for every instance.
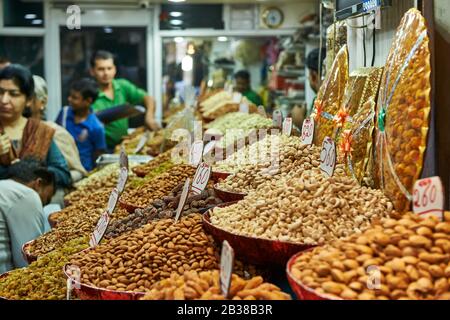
[234,70,263,106]
[90,50,159,149]
[0,65,71,188]
[0,158,55,272]
[56,78,106,172]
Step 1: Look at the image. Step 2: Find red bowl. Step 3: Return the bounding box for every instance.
[213,184,246,202]
[211,170,231,183]
[22,239,38,264]
[286,251,341,300]
[63,261,146,300]
[203,211,315,267]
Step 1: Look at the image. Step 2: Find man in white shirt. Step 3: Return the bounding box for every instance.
[0,158,55,273]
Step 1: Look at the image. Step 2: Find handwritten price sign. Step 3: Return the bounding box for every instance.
[174,178,191,223]
[413,177,444,220]
[233,92,243,104]
[120,148,128,170]
[320,137,336,178]
[282,117,293,136]
[116,167,129,194]
[220,240,235,298]
[192,163,211,195]
[301,118,314,145]
[272,110,283,128]
[107,188,119,215]
[239,102,249,114]
[89,212,110,247]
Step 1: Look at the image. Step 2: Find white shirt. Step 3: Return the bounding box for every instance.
[0,180,45,273]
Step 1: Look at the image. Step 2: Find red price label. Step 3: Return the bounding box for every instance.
[272,110,283,128]
[320,137,336,178]
[107,188,119,215]
[116,167,128,194]
[174,178,191,223]
[282,117,293,136]
[190,140,204,166]
[301,118,314,145]
[239,102,249,114]
[413,177,444,220]
[192,163,211,195]
[120,149,129,170]
[89,212,110,247]
[220,240,235,298]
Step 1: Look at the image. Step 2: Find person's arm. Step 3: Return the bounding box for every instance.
[91,125,107,166]
[5,191,45,268]
[143,95,160,131]
[46,141,72,188]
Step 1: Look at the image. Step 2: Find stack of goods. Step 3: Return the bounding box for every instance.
[199,91,257,120]
[216,135,320,194]
[313,45,349,145]
[141,271,291,300]
[68,215,219,292]
[0,237,88,300]
[375,8,431,212]
[211,166,394,245]
[325,21,347,78]
[120,165,196,210]
[289,212,450,300]
[115,129,171,157]
[132,149,173,177]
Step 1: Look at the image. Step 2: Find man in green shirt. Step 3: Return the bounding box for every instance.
[234,70,263,107]
[90,50,159,149]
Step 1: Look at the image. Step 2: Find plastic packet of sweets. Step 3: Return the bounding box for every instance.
[375,8,431,212]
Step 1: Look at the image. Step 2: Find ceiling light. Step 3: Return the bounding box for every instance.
[170,19,183,26]
[169,11,183,18]
[174,37,184,43]
[24,14,37,20]
[31,19,43,25]
[217,36,228,42]
[104,27,113,33]
[168,0,186,3]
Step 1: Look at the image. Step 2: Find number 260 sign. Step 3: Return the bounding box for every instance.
[413,177,444,220]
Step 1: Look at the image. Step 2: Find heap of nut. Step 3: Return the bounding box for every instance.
[68,215,219,292]
[105,183,222,239]
[120,165,196,209]
[132,149,173,177]
[290,212,450,300]
[141,271,291,300]
[217,135,321,193]
[211,167,394,244]
[0,237,88,300]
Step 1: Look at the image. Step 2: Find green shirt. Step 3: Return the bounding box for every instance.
[243,89,263,107]
[91,78,147,148]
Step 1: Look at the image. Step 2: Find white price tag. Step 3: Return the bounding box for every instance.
[220,240,235,298]
[272,110,283,128]
[134,131,149,154]
[320,137,336,178]
[107,188,119,215]
[120,149,129,169]
[174,178,191,223]
[282,117,293,136]
[257,105,267,117]
[116,167,129,194]
[190,140,204,166]
[301,118,315,145]
[203,141,216,157]
[233,92,242,104]
[413,177,444,220]
[239,102,249,114]
[89,212,110,247]
[192,163,211,195]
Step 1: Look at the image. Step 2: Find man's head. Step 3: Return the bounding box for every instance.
[8,157,55,206]
[306,48,326,94]
[0,56,11,70]
[89,50,116,87]
[68,78,99,111]
[234,70,251,94]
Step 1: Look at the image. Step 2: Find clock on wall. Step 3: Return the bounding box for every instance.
[261,7,284,29]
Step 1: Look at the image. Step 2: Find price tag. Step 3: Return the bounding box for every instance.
[89,212,110,247]
[203,141,216,157]
[282,117,293,136]
[257,105,266,117]
[413,177,444,220]
[116,167,129,194]
[174,178,191,223]
[239,102,249,114]
[106,188,119,215]
[190,140,204,166]
[220,240,235,298]
[192,163,211,195]
[320,137,336,178]
[272,110,283,128]
[120,149,129,170]
[233,92,242,104]
[301,118,315,145]
[134,131,149,154]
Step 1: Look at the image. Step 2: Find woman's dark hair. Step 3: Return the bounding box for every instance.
[7,157,55,189]
[70,78,99,101]
[0,64,35,99]
[90,50,115,68]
